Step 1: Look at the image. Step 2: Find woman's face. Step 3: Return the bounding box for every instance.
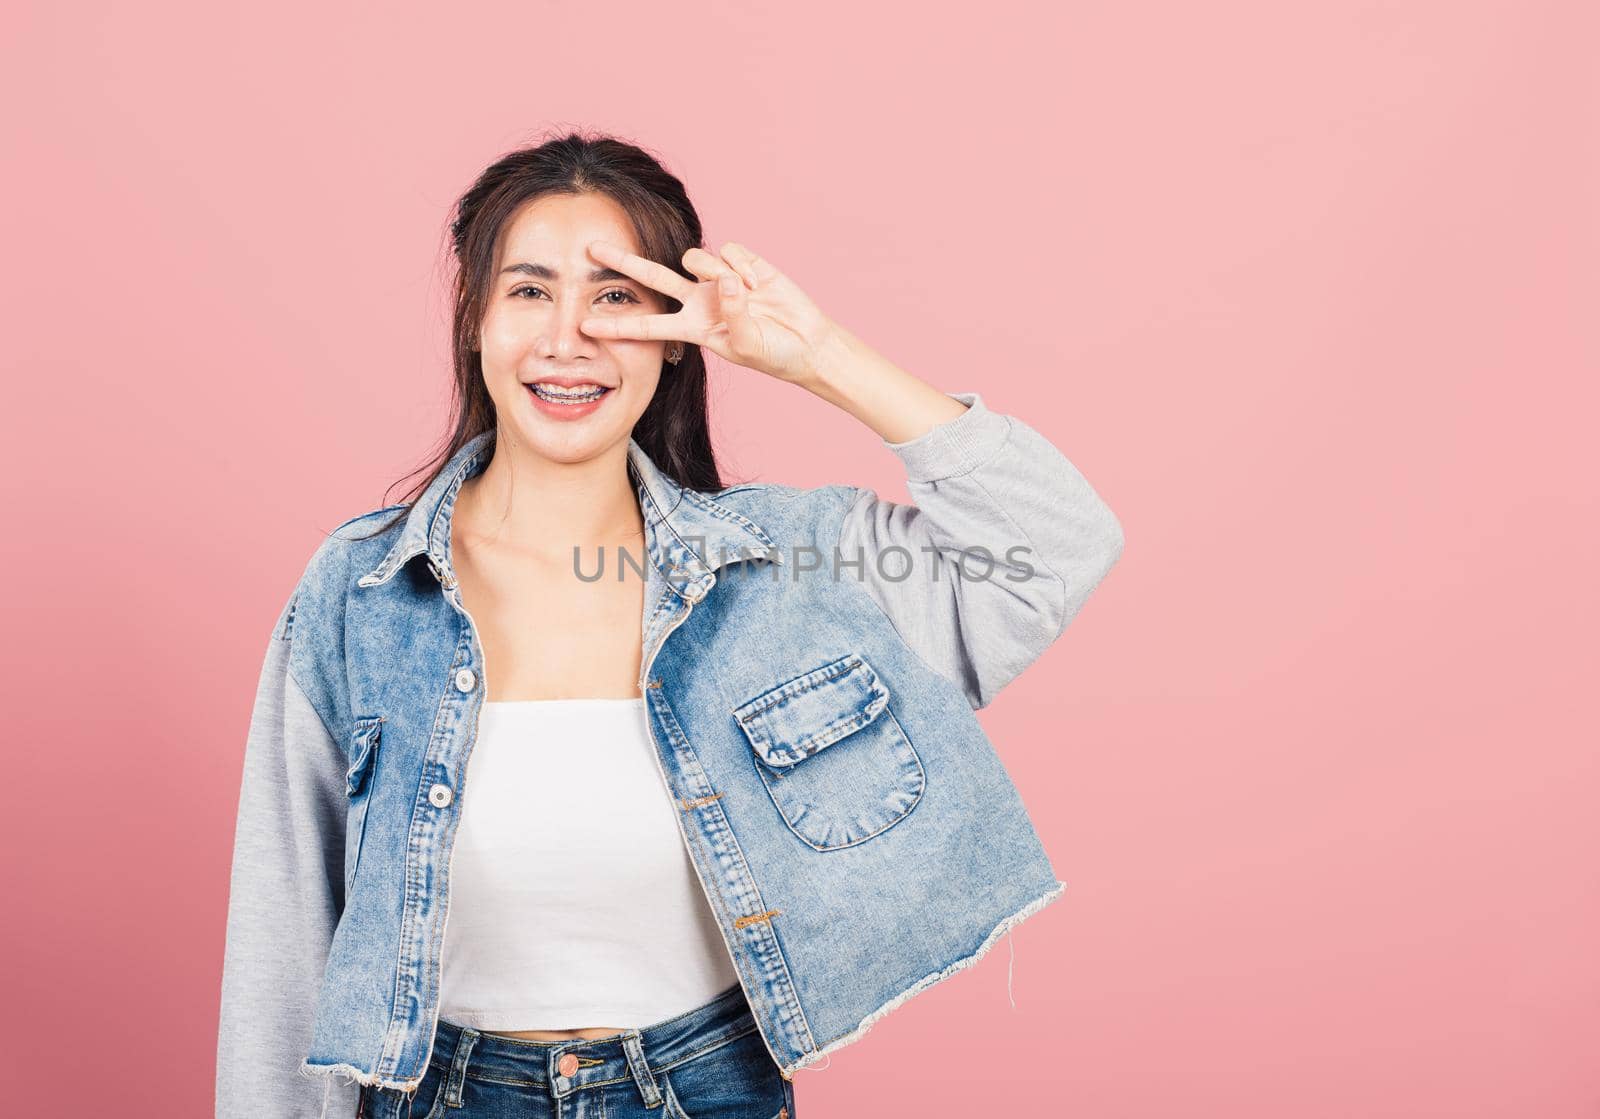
[477,192,671,464]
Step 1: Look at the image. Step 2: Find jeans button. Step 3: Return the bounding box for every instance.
[428,783,453,808]
[557,1053,579,1077]
[455,668,477,692]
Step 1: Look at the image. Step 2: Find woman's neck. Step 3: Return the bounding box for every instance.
[454,442,645,562]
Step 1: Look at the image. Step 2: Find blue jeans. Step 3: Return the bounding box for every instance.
[357,983,795,1118]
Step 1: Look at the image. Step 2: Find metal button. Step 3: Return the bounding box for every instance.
[428,784,453,808]
[455,668,477,692]
[557,1053,579,1077]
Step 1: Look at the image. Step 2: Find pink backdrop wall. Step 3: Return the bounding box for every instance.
[4,2,1595,1114]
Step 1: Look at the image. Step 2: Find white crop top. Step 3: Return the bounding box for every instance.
[437,698,741,1030]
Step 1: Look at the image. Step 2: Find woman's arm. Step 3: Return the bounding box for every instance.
[573,239,1124,707]
[814,324,1125,710]
[216,589,357,1117]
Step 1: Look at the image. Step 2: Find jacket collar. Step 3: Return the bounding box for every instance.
[355,430,783,598]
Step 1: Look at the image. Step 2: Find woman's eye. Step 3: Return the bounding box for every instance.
[508,285,639,306]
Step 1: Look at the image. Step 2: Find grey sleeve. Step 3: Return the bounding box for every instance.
[835,390,1125,710]
[216,605,358,1117]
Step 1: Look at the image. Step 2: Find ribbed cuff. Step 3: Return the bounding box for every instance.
[882,391,1012,484]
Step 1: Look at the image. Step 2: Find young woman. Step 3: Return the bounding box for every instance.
[217,133,1124,1119]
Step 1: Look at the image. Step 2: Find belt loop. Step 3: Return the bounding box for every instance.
[444,1027,480,1106]
[622,1031,663,1107]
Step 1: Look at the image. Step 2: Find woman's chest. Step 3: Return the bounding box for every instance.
[454,554,648,701]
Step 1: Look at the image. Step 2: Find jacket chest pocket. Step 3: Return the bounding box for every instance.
[732,653,925,851]
[344,715,385,895]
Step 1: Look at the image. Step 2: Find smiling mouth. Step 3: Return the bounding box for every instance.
[526,383,613,404]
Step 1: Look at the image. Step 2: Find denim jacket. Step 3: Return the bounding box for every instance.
[216,391,1124,1115]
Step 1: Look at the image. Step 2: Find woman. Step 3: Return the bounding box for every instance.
[217,132,1124,1119]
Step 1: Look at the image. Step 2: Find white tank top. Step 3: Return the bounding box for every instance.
[437,697,741,1030]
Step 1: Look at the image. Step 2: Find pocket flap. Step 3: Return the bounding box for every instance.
[732,653,890,768]
[346,716,384,797]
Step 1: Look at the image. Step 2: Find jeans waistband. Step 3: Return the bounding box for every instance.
[398,982,758,1110]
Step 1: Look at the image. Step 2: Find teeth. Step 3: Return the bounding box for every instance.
[531,383,607,403]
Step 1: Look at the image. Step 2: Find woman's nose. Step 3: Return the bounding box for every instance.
[542,299,599,357]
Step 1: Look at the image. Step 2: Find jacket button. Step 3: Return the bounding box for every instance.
[454,668,477,692]
[428,784,453,808]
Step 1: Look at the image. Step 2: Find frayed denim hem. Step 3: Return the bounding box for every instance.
[782,878,1067,1076]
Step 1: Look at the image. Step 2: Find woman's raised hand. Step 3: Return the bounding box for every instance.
[578,240,836,385]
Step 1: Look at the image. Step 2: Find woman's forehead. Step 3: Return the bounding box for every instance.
[498,193,642,264]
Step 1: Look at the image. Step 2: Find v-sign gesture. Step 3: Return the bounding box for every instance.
[578,240,836,385]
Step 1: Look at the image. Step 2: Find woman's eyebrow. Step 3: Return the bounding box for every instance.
[499,262,631,283]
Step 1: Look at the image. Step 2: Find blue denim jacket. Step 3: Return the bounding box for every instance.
[216,391,1123,1115]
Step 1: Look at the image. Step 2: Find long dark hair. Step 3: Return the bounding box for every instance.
[347,129,728,541]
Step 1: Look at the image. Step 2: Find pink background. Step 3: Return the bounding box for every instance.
[4,2,1596,1115]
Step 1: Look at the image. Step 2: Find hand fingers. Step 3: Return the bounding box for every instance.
[586,240,696,302]
[718,242,780,289]
[681,246,740,285]
[717,271,762,354]
[578,313,688,343]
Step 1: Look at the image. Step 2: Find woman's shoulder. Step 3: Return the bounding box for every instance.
[703,477,859,506]
[311,501,410,573]
[328,502,412,541]
[698,477,864,527]
[282,502,411,608]
[686,480,867,562]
